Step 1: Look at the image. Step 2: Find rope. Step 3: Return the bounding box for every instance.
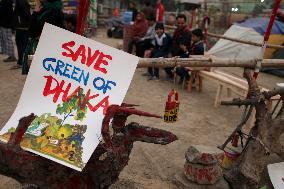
[240,132,270,155]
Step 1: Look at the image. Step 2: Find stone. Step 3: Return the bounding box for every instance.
[184,161,223,185]
[185,145,223,165]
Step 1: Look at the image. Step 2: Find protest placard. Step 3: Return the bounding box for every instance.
[0,23,139,171]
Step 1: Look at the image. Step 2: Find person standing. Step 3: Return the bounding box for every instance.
[155,0,164,23]
[0,0,17,62]
[28,0,64,39]
[10,0,31,69]
[22,0,64,74]
[127,1,138,22]
[141,1,155,20]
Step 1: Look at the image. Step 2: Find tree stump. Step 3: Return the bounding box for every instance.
[221,69,284,189]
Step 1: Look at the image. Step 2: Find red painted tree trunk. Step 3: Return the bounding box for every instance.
[76,0,90,35]
[0,107,177,188]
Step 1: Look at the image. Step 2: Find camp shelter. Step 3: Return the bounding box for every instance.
[208,17,284,77]
[208,17,284,59]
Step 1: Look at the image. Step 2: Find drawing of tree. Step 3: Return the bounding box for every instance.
[56,88,87,123]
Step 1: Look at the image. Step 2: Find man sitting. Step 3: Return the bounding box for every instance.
[135,14,156,58]
[165,14,191,79]
[175,28,205,83]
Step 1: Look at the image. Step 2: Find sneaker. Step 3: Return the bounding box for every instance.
[3,56,17,62]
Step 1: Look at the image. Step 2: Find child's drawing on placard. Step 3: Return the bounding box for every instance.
[0,88,88,168]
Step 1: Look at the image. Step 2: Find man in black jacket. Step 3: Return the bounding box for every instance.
[0,0,17,62]
[29,0,64,39]
[22,0,64,75]
[10,0,31,69]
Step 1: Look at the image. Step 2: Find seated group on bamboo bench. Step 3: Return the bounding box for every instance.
[127,13,205,81]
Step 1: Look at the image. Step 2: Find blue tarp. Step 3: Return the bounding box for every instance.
[235,17,284,77]
[236,17,284,35]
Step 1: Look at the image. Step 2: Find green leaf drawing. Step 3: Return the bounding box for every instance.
[8,127,16,133]
[56,88,87,123]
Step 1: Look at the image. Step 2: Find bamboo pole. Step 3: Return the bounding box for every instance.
[207,32,284,49]
[138,57,284,68]
[28,55,284,68]
[164,25,284,49]
[28,55,284,69]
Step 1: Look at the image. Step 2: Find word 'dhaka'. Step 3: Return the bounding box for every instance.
[43,75,109,115]
[61,41,112,74]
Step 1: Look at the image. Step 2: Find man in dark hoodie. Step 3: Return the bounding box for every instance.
[29,0,64,39]
[22,0,64,74]
[10,0,31,69]
[0,0,17,62]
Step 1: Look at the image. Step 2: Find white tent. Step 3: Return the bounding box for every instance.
[208,25,263,59]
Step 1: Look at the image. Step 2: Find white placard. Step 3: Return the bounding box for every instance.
[267,162,284,189]
[0,23,139,171]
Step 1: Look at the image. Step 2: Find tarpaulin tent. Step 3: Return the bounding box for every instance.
[208,17,284,59]
[208,25,263,59]
[208,17,284,77]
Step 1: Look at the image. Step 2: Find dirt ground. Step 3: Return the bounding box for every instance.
[0,28,283,189]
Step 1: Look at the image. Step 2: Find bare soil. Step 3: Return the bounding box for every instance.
[0,28,283,189]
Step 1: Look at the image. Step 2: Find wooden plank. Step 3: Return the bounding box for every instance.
[214,70,247,85]
[200,70,281,114]
[227,88,232,98]
[199,71,248,93]
[214,84,223,107]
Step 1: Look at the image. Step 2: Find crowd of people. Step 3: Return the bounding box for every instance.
[127,0,205,82]
[0,0,205,84]
[0,0,76,74]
